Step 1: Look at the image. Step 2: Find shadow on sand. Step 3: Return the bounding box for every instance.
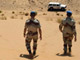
[20,54,39,60]
[56,53,74,57]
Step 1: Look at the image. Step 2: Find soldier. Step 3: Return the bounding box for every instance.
[59,11,77,55]
[23,11,42,57]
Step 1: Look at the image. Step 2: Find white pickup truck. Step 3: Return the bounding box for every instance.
[48,2,67,11]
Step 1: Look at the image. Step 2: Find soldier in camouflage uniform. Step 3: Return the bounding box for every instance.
[59,11,77,55]
[23,11,42,56]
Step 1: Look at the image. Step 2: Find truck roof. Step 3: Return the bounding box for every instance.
[49,2,60,4]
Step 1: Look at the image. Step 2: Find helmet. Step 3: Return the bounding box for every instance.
[30,11,37,15]
[67,11,72,14]
[67,11,72,17]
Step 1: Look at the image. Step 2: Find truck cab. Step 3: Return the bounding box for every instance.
[48,2,67,11]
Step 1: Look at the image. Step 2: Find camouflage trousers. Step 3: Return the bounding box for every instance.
[63,34,73,46]
[25,32,38,53]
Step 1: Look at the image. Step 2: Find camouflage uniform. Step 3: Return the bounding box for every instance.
[24,18,41,53]
[59,17,76,53]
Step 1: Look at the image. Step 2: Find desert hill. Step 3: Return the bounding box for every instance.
[0,0,80,13]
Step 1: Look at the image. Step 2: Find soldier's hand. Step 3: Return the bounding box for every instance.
[40,36,42,40]
[74,38,77,42]
[24,33,26,37]
[60,30,63,32]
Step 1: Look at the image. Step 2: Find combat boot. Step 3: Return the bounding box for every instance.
[63,44,67,55]
[33,50,36,56]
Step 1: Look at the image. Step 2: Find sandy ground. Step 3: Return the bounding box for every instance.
[0,11,80,60]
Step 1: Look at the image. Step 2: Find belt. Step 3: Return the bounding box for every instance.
[64,33,73,37]
[28,31,38,36]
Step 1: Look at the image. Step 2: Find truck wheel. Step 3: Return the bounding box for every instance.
[48,8,50,11]
[61,8,66,11]
[48,7,53,11]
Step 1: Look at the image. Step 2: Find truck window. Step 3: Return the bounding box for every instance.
[53,4,56,6]
[57,4,60,6]
[49,4,53,6]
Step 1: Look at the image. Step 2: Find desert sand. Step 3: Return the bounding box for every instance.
[0,0,80,60]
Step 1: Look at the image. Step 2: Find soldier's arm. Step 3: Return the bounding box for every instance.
[37,20,42,40]
[59,21,63,32]
[74,32,77,42]
[24,28,26,37]
[39,27,42,40]
[23,22,28,37]
[73,22,77,42]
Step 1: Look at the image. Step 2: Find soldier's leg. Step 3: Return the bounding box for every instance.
[63,37,68,54]
[25,37,32,54]
[33,39,37,56]
[32,34,38,56]
[68,36,73,54]
[68,40,72,54]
